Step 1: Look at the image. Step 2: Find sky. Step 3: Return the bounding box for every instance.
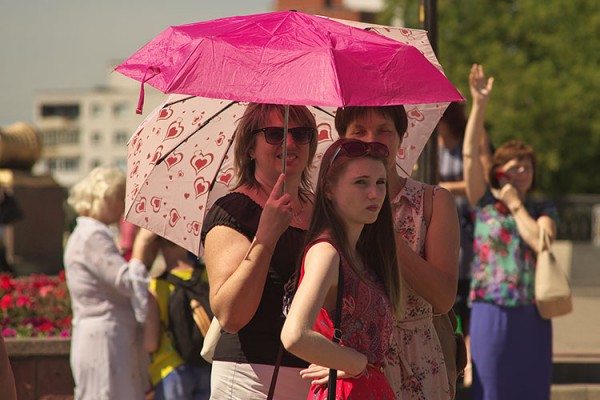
[0,0,273,126]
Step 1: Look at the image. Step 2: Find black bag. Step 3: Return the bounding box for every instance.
[0,190,23,224]
[161,269,213,366]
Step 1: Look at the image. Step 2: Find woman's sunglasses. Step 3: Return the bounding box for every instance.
[252,127,315,145]
[329,141,390,168]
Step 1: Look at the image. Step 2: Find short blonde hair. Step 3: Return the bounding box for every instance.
[68,166,126,217]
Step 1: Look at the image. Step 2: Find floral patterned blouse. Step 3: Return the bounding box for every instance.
[470,190,558,307]
[385,178,450,400]
[300,238,396,399]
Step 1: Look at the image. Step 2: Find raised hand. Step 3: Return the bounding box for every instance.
[255,173,294,248]
[469,64,494,106]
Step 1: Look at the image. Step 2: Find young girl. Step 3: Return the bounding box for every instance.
[281,138,401,399]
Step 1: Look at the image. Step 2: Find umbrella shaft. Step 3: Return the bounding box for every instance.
[281,105,289,194]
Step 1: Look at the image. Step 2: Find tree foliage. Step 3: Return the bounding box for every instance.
[380,0,600,195]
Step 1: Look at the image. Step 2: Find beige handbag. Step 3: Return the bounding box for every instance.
[200,317,221,363]
[535,227,573,319]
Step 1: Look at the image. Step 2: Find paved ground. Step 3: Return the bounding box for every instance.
[554,286,600,360]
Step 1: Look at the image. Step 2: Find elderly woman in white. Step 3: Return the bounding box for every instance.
[64,166,156,400]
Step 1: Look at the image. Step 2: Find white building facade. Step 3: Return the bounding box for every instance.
[33,63,164,187]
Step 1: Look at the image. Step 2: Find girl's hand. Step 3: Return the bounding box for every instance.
[255,174,294,247]
[299,362,369,385]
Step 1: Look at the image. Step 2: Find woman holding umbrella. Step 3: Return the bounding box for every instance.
[201,103,317,399]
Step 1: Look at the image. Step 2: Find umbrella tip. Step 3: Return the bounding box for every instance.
[289,9,297,12]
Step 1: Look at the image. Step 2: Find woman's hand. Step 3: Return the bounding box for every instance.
[469,64,494,106]
[255,173,294,248]
[491,183,522,211]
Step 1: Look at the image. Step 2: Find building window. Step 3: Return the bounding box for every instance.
[91,131,102,146]
[63,157,80,171]
[90,159,102,169]
[115,158,127,172]
[113,130,129,145]
[91,103,103,117]
[41,128,79,146]
[113,103,130,118]
[40,104,80,119]
[47,158,57,171]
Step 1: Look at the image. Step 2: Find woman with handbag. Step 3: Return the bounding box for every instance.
[281,138,401,399]
[201,104,317,399]
[463,64,558,400]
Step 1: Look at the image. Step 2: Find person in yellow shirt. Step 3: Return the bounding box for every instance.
[143,233,211,400]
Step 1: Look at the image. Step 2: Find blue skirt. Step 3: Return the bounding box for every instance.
[470,302,552,400]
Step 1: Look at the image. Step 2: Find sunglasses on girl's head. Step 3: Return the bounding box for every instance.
[252,127,315,145]
[329,141,390,167]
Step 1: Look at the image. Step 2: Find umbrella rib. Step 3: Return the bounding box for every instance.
[163,95,197,108]
[312,106,335,118]
[156,99,239,165]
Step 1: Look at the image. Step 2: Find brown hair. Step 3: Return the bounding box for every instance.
[488,140,537,190]
[233,103,318,202]
[335,106,408,140]
[439,102,467,141]
[306,138,401,316]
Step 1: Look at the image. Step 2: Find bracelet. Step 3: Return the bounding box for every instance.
[509,203,523,214]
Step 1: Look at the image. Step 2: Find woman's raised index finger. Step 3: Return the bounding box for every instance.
[269,173,286,200]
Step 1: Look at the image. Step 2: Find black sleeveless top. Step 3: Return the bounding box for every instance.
[200,192,308,367]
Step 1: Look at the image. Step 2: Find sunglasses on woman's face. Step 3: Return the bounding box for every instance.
[252,127,315,145]
[329,141,390,168]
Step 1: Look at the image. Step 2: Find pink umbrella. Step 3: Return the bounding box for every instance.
[115,10,463,113]
[124,22,457,255]
[120,11,464,254]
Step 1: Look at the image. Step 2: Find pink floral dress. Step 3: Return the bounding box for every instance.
[300,239,396,400]
[385,178,451,400]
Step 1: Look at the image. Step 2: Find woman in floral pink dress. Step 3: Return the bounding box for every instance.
[282,138,401,399]
[336,106,460,400]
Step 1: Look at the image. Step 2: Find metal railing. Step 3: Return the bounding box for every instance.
[553,194,600,243]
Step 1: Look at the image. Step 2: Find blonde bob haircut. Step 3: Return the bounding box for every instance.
[68,166,126,217]
[233,103,318,203]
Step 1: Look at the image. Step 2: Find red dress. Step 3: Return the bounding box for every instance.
[299,239,396,400]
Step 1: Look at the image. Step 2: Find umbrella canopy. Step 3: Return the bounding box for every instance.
[121,12,464,254]
[116,10,463,110]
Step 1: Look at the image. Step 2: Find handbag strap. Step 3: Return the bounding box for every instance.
[538,227,551,252]
[267,343,284,399]
[327,257,344,400]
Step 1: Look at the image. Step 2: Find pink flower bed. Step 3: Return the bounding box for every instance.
[0,272,71,338]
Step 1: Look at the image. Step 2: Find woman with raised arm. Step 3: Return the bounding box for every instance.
[463,64,558,400]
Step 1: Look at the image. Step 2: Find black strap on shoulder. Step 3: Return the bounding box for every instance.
[327,256,344,400]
